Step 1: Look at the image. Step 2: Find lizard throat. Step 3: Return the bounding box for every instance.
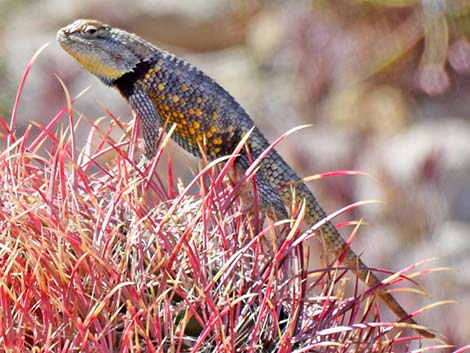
[114,60,155,98]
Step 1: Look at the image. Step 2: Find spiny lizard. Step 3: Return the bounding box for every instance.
[57,19,434,338]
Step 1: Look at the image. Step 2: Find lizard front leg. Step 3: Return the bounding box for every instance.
[128,87,162,159]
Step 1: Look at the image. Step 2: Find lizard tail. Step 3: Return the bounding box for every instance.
[322,221,435,338]
[268,157,435,338]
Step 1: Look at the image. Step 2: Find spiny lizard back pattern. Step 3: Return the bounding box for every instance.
[57,19,434,338]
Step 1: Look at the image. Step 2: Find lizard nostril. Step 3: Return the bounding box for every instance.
[57,28,68,38]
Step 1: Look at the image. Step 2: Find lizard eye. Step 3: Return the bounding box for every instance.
[81,24,100,38]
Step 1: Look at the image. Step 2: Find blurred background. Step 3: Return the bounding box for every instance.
[0,0,468,346]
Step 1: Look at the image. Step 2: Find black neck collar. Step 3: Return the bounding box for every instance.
[113,60,155,98]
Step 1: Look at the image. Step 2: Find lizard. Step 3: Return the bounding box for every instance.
[57,19,434,338]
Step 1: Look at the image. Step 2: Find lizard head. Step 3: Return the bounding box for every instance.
[57,19,155,86]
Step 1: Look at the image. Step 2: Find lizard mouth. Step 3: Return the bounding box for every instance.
[56,29,67,45]
[57,28,84,48]
[56,28,84,52]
